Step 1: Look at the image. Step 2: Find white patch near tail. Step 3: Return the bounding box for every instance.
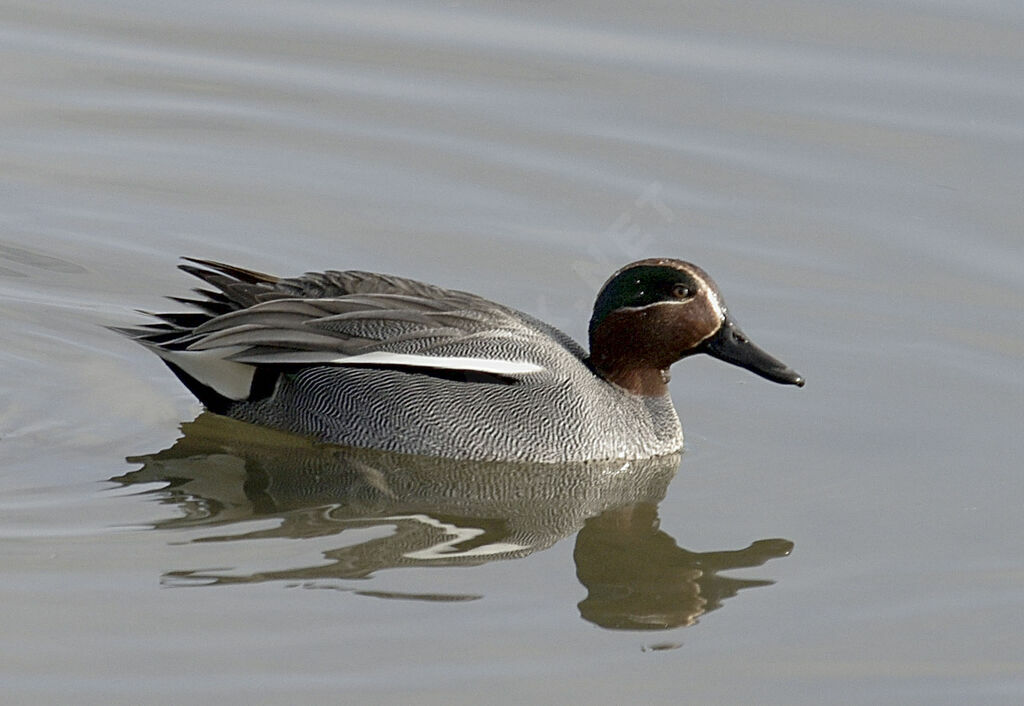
[153,346,256,400]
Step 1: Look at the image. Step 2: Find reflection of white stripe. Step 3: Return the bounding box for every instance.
[234,350,545,376]
[405,541,529,560]
[387,514,530,560]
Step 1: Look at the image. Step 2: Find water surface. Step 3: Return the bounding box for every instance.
[2,1,1022,703]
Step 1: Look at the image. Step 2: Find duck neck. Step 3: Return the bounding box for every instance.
[588,310,675,396]
[591,358,671,397]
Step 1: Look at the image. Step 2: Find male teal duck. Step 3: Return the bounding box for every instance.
[120,258,803,462]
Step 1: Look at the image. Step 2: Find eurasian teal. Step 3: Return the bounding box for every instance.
[120,257,803,462]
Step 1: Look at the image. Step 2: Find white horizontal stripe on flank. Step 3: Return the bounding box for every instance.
[230,350,545,376]
[332,352,545,375]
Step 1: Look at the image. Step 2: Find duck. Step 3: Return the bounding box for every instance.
[119,257,803,462]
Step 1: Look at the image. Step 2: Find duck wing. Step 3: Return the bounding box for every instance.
[119,259,586,403]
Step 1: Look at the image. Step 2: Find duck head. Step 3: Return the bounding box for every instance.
[588,258,804,396]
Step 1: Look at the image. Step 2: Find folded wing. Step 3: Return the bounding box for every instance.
[117,259,579,405]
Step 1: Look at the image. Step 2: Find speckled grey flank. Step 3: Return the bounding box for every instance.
[227,352,683,463]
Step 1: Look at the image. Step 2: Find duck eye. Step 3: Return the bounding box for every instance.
[671,284,691,299]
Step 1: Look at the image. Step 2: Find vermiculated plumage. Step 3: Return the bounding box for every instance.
[118,259,684,462]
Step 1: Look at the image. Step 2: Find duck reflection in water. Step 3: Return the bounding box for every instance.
[113,414,792,630]
[575,505,792,630]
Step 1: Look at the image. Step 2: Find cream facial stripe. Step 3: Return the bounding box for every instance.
[608,260,725,323]
[625,299,723,347]
[620,265,725,323]
[681,265,726,321]
[616,263,727,347]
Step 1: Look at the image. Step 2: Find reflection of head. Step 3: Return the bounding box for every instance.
[578,567,707,630]
[574,504,793,631]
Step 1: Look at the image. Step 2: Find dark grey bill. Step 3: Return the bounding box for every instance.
[701,318,805,387]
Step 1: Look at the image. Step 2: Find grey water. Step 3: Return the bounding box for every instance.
[2,1,1022,703]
